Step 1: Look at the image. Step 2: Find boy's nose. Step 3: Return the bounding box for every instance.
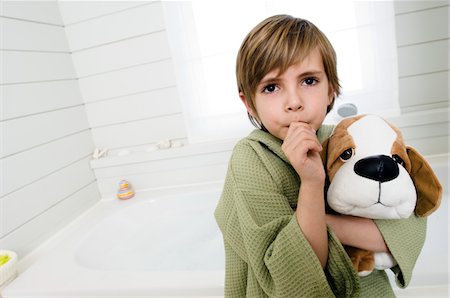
[287,103,303,111]
[286,91,304,111]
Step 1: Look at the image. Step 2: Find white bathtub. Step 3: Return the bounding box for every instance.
[1,183,226,297]
[1,155,448,297]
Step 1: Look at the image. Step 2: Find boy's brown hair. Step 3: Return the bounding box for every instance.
[236,15,341,127]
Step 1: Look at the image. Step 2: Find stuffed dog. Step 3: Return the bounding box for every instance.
[321,114,442,276]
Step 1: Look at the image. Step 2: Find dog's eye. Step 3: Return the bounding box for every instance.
[339,148,354,162]
[392,154,405,167]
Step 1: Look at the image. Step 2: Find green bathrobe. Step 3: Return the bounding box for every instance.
[214,127,427,297]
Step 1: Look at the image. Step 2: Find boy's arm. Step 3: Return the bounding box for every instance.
[296,181,328,267]
[326,214,388,252]
[283,122,329,267]
[326,213,427,287]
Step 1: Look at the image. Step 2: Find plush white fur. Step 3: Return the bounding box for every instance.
[327,115,417,219]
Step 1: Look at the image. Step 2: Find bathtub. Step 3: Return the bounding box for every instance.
[2,155,448,297]
[1,182,226,297]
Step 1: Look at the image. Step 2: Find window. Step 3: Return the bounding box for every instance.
[164,0,399,143]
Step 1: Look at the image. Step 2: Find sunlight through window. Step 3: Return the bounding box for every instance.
[164,0,399,142]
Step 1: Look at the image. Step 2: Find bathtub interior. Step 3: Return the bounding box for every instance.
[76,191,225,271]
[1,186,226,297]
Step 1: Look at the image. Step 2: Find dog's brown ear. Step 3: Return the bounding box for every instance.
[407,146,442,217]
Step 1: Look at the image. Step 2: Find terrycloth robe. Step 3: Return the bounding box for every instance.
[214,127,427,297]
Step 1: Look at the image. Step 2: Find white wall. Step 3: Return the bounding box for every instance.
[56,1,201,198]
[58,1,187,151]
[389,1,449,155]
[0,1,100,257]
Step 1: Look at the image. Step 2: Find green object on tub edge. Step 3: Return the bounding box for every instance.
[0,255,11,266]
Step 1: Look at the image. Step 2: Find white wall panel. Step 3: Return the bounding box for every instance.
[72,31,171,77]
[91,138,236,198]
[96,163,228,199]
[0,17,68,52]
[388,108,449,155]
[1,130,94,197]
[395,6,448,46]
[78,59,176,102]
[1,80,83,120]
[397,39,448,77]
[1,106,90,157]
[1,1,64,25]
[1,157,95,237]
[399,71,449,109]
[93,151,231,179]
[1,51,76,84]
[389,108,448,127]
[0,182,99,258]
[1,0,100,259]
[63,2,165,51]
[394,1,448,14]
[58,1,147,25]
[394,1,449,156]
[85,87,181,127]
[405,136,449,156]
[401,122,448,141]
[90,113,186,149]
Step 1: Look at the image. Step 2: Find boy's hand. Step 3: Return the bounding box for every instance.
[284,122,328,267]
[281,122,325,185]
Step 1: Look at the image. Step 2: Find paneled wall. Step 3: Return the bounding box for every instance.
[58,1,187,151]
[56,1,192,198]
[0,1,100,257]
[390,1,449,155]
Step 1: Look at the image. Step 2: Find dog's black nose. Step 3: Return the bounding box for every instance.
[354,155,399,182]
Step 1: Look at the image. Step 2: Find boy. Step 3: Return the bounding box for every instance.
[215,15,426,297]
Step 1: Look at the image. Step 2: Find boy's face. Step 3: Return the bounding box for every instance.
[241,48,333,141]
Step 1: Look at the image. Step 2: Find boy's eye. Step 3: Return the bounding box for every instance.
[262,84,278,93]
[302,77,318,86]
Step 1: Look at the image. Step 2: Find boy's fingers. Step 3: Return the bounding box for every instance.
[284,125,322,150]
[282,136,323,157]
[288,121,316,133]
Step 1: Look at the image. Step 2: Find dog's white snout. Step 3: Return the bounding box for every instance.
[354,155,399,183]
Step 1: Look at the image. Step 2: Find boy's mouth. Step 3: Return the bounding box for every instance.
[287,121,308,127]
